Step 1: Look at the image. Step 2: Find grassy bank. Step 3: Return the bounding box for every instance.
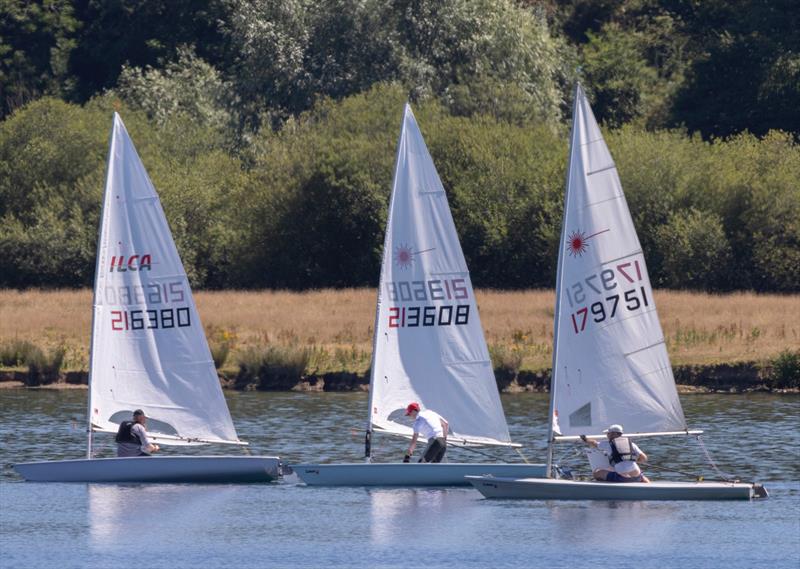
[1,289,797,377]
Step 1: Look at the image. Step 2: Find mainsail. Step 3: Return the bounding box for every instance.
[88,113,241,445]
[550,86,687,438]
[367,105,513,447]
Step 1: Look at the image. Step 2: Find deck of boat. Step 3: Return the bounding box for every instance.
[14,456,282,483]
[465,475,765,501]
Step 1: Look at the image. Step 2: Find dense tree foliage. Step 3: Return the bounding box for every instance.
[0,1,798,292]
[2,86,797,292]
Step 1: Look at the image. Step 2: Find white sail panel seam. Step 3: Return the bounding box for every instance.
[586,164,617,176]
[624,339,667,358]
[581,194,624,209]
[443,359,492,366]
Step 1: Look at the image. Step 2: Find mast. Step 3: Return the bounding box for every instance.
[546,84,581,478]
[364,104,409,461]
[85,114,117,458]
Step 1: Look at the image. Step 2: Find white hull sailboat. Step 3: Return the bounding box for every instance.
[467,86,765,501]
[293,105,544,486]
[465,476,763,501]
[14,456,281,483]
[14,114,280,483]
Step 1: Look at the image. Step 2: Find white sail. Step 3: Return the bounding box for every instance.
[88,113,241,445]
[367,105,513,447]
[551,86,687,437]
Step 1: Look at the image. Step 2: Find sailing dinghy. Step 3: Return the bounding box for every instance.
[292,105,545,486]
[467,86,766,500]
[14,114,280,483]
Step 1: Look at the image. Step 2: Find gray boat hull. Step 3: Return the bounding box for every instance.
[466,476,765,501]
[291,462,546,486]
[14,456,282,483]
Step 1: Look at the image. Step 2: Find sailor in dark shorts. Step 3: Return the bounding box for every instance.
[403,402,449,463]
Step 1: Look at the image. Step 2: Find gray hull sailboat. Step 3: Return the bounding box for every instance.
[14,114,280,483]
[292,105,544,486]
[467,86,766,501]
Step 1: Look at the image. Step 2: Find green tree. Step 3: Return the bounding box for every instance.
[0,0,79,118]
[111,46,237,143]
[670,0,800,137]
[67,0,232,103]
[654,209,732,290]
[581,23,658,127]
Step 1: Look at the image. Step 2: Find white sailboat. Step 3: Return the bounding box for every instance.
[467,86,766,500]
[14,114,280,483]
[292,105,545,485]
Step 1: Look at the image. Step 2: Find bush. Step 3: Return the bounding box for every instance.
[26,346,66,386]
[235,345,310,390]
[207,327,236,370]
[489,343,524,386]
[766,350,800,389]
[0,339,39,367]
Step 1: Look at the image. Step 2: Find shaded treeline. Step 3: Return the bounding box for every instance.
[2,1,798,136]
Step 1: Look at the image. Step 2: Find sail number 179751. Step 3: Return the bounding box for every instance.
[566,260,651,334]
[570,287,649,334]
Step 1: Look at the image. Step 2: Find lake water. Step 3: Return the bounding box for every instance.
[1,390,798,569]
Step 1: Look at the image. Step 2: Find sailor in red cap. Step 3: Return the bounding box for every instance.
[403,402,449,463]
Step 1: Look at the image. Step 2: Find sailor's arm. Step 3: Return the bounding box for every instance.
[440,418,449,439]
[406,432,419,457]
[134,424,159,453]
[579,434,598,448]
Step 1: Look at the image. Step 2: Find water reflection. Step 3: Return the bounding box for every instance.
[88,484,236,549]
[544,500,679,548]
[368,488,476,544]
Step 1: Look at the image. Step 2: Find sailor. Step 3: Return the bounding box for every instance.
[115,409,160,457]
[403,402,449,463]
[580,424,649,483]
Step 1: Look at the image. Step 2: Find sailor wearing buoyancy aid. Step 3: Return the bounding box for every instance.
[115,409,160,457]
[580,424,650,483]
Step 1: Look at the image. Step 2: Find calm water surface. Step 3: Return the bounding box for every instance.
[1,390,798,569]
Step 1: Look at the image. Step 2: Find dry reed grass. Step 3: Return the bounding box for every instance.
[0,288,797,371]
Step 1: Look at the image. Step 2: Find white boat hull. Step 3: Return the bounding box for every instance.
[14,456,282,483]
[465,476,765,501]
[291,463,546,486]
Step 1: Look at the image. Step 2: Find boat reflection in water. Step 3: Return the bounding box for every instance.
[88,484,235,550]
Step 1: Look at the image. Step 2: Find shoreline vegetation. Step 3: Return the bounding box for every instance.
[1,289,797,392]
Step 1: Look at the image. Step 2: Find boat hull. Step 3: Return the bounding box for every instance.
[465,476,763,501]
[291,463,546,486]
[13,456,282,483]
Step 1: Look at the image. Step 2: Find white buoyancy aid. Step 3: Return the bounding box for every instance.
[609,437,637,465]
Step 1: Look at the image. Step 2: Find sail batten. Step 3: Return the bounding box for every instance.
[88,114,241,446]
[368,105,513,447]
[551,86,687,438]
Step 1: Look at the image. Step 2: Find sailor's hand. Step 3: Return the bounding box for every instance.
[579,435,587,443]
[403,454,411,463]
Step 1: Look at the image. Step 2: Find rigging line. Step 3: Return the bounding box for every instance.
[640,462,707,481]
[514,447,530,464]
[453,442,505,461]
[694,435,735,482]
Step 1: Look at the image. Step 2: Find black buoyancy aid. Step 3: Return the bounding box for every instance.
[609,437,636,465]
[115,421,143,445]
